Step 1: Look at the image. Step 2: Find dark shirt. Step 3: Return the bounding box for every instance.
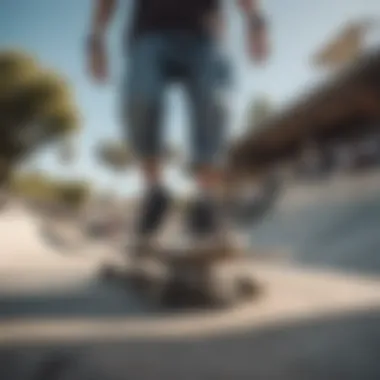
[131,0,221,39]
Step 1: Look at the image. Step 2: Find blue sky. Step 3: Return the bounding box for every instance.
[1,0,380,195]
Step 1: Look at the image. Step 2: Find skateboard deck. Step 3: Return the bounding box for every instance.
[99,240,260,309]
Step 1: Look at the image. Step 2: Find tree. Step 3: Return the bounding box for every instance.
[96,138,184,192]
[55,181,90,209]
[96,140,134,173]
[10,171,91,210]
[0,50,80,185]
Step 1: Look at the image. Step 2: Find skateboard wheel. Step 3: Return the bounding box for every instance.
[236,276,262,299]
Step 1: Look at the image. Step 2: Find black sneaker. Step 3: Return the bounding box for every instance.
[186,196,222,239]
[136,185,171,237]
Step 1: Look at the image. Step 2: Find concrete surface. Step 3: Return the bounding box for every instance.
[1,193,380,380]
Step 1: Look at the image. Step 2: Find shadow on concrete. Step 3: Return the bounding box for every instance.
[1,306,380,380]
[250,193,380,276]
[0,279,156,321]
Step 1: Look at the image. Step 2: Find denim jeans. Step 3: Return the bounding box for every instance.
[122,31,232,168]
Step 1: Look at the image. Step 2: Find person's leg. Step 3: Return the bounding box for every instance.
[184,36,232,237]
[122,35,171,238]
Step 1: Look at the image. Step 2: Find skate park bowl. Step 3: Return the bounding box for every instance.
[2,182,380,380]
[1,48,380,379]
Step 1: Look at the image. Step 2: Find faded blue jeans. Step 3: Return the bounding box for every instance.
[122,31,232,169]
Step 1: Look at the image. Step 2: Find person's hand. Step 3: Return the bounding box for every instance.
[248,28,270,65]
[87,35,108,84]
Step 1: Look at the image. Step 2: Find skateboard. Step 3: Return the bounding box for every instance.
[98,174,282,309]
[99,238,262,309]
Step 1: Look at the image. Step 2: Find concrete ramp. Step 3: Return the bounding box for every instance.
[0,207,105,293]
[1,204,380,347]
[1,262,380,345]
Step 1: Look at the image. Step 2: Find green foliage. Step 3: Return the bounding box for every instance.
[10,172,56,201]
[0,50,80,185]
[96,140,182,174]
[96,141,133,172]
[0,51,39,100]
[55,182,90,208]
[10,172,91,209]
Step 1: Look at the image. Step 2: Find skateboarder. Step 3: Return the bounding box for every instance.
[86,0,270,245]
